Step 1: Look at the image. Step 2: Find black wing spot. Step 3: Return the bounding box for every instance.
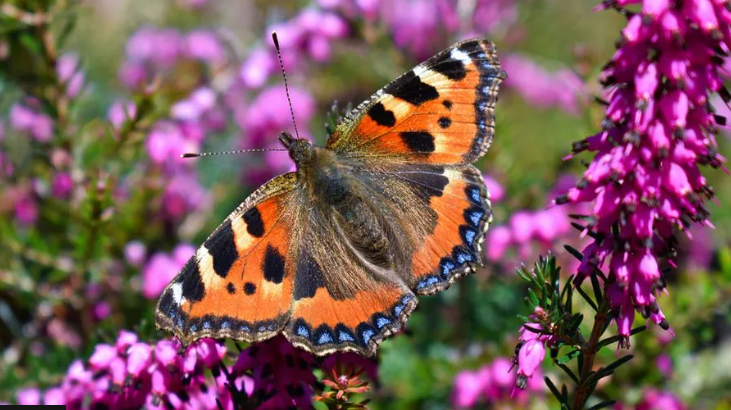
[432,52,467,80]
[400,131,435,153]
[226,282,236,294]
[384,71,439,106]
[438,117,452,129]
[204,220,238,278]
[293,250,325,300]
[244,282,257,295]
[263,245,285,284]
[367,102,396,127]
[442,100,453,110]
[243,207,265,238]
[179,259,205,302]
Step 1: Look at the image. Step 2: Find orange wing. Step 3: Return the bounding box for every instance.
[155,171,417,357]
[155,173,299,345]
[327,38,505,165]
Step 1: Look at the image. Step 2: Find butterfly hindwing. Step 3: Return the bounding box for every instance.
[327,39,504,165]
[155,173,299,345]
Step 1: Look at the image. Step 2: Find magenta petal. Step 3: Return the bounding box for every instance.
[517,339,545,378]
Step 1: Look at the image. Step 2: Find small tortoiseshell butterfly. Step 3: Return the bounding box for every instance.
[155,38,505,357]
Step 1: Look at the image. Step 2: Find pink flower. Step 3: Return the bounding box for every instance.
[486,225,512,261]
[14,194,38,226]
[141,244,194,299]
[108,100,137,130]
[16,388,41,405]
[124,241,147,267]
[51,172,73,199]
[184,30,225,62]
[501,54,587,114]
[635,389,686,410]
[483,174,505,202]
[452,370,487,408]
[560,0,727,340]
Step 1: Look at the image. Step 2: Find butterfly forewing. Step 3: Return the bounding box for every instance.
[327,39,504,165]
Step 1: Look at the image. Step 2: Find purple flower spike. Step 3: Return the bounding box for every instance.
[561,0,728,342]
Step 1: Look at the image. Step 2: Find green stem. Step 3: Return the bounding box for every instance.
[572,300,610,410]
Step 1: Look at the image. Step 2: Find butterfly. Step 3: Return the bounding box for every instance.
[155,38,505,357]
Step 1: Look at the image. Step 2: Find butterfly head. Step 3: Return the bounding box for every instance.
[279,131,314,167]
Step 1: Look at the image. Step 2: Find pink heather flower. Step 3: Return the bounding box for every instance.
[51,172,73,199]
[124,240,147,267]
[43,388,65,405]
[108,100,137,130]
[240,47,277,89]
[57,53,78,83]
[93,302,112,320]
[656,354,673,378]
[452,370,486,408]
[16,388,41,405]
[14,194,38,226]
[510,211,535,244]
[559,0,728,342]
[452,356,542,408]
[233,335,317,409]
[486,225,512,261]
[10,103,54,142]
[184,30,225,63]
[244,85,316,147]
[501,54,587,114]
[162,173,211,219]
[89,344,117,370]
[483,174,505,202]
[142,244,193,299]
[635,389,686,410]
[26,334,234,410]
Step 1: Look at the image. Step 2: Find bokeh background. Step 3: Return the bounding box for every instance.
[1,0,731,408]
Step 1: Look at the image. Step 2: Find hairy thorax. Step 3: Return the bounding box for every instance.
[294,142,400,272]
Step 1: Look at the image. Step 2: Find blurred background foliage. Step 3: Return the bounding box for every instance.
[1,0,731,408]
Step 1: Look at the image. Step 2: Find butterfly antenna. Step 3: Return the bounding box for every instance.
[181,148,287,158]
[272,31,301,140]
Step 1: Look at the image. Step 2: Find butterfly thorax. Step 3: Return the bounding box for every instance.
[285,136,402,272]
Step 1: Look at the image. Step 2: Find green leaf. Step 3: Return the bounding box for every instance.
[564,244,584,261]
[575,285,598,311]
[527,288,540,308]
[556,363,579,384]
[19,32,43,57]
[557,349,581,365]
[544,376,567,406]
[587,354,634,385]
[596,326,646,349]
[587,400,617,410]
[589,271,603,305]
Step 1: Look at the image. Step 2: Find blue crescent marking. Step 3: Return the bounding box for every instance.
[317,332,333,345]
[297,325,309,338]
[470,188,481,203]
[464,229,476,245]
[376,317,392,329]
[361,329,375,345]
[470,211,483,226]
[338,331,355,343]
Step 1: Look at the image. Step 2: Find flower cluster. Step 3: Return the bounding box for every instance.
[452,356,543,409]
[501,54,588,115]
[486,175,589,271]
[319,0,518,59]
[559,0,728,344]
[232,336,317,409]
[617,388,687,410]
[140,243,195,299]
[15,332,230,409]
[13,330,382,409]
